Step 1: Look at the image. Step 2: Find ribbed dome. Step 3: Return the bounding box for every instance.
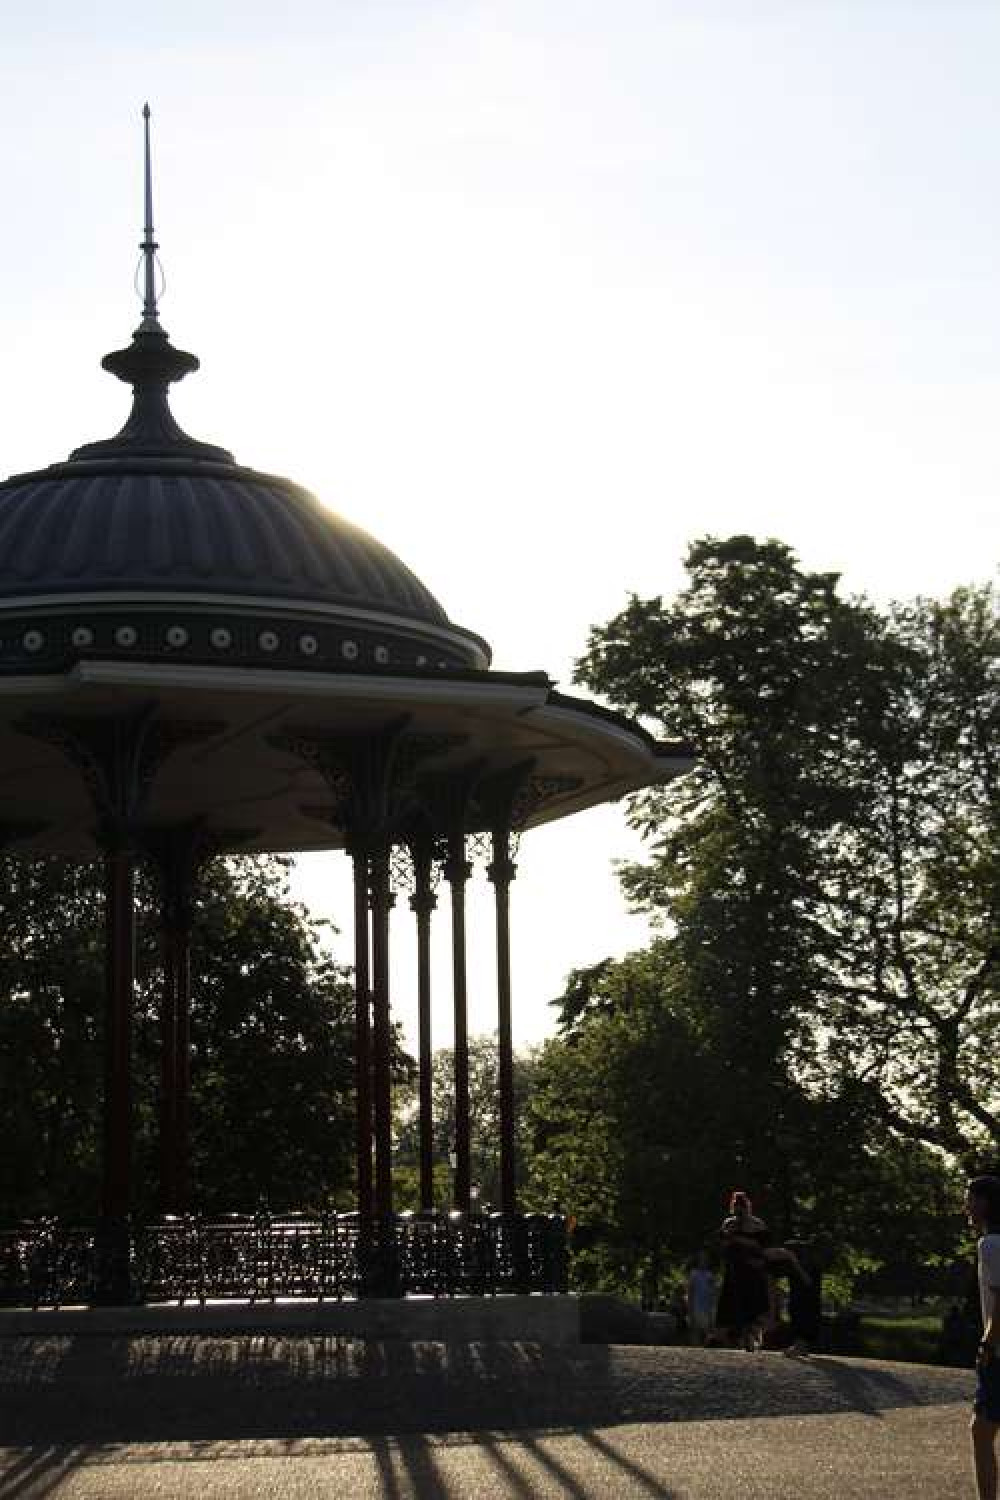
[0,459,450,626]
[0,230,490,670]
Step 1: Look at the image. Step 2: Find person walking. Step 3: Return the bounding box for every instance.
[967,1175,1000,1500]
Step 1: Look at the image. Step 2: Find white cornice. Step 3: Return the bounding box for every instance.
[64,659,551,710]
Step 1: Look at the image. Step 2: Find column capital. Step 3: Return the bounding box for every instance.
[95,821,141,857]
[487,855,518,887]
[486,824,518,887]
[442,854,472,887]
[368,844,396,914]
[142,821,229,935]
[409,886,438,916]
[345,833,377,862]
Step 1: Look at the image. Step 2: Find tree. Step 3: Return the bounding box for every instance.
[560,537,997,1273]
[183,858,359,1213]
[0,854,362,1221]
[0,859,104,1219]
[394,1035,541,1210]
[530,945,963,1299]
[574,536,886,1184]
[821,586,1000,1159]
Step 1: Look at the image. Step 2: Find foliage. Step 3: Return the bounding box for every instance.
[528,944,964,1296]
[820,587,1000,1157]
[574,538,999,1160]
[184,858,359,1214]
[0,854,362,1221]
[0,859,104,1219]
[524,537,997,1296]
[858,1314,943,1366]
[394,1034,540,1211]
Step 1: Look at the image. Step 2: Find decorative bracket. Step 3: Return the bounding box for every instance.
[15,707,223,850]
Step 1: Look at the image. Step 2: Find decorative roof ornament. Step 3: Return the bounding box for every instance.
[71,104,233,465]
[137,102,164,335]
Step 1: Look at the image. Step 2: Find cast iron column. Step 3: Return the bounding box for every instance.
[158,886,193,1216]
[172,912,192,1212]
[101,835,137,1232]
[444,830,472,1213]
[145,824,214,1218]
[351,845,374,1222]
[369,843,395,1219]
[158,899,179,1215]
[14,708,220,1302]
[488,826,519,1216]
[150,841,193,1217]
[409,841,437,1210]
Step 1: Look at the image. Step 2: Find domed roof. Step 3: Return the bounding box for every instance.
[0,115,488,672]
[0,458,451,628]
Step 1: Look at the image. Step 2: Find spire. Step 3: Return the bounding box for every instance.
[69,105,234,465]
[138,102,162,333]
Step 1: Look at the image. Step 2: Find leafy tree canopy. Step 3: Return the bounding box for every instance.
[574,537,999,1159]
[0,855,362,1221]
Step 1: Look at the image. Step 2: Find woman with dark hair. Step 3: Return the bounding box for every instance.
[716,1190,812,1350]
[715,1191,773,1349]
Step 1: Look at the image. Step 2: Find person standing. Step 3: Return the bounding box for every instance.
[967,1175,1000,1500]
[687,1251,717,1345]
[783,1239,822,1356]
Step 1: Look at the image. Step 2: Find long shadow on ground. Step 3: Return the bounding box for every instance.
[0,1337,972,1447]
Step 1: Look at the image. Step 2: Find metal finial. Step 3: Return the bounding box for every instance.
[139,102,162,330]
[72,103,235,463]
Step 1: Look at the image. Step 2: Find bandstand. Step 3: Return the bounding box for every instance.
[0,113,691,1307]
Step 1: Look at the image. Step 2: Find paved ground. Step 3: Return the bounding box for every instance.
[0,1337,978,1498]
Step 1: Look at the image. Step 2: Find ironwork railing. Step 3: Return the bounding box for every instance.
[0,1211,568,1308]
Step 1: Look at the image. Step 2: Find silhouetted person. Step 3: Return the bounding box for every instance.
[783,1239,822,1355]
[966,1175,1000,1500]
[717,1191,812,1350]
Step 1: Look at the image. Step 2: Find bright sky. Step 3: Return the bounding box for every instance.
[1,2,997,1049]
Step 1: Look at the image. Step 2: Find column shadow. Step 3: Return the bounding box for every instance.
[581,1428,677,1497]
[0,1444,86,1500]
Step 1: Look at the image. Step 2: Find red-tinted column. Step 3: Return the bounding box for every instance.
[444,832,472,1213]
[410,843,437,1210]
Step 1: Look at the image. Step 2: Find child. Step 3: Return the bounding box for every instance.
[687,1251,717,1345]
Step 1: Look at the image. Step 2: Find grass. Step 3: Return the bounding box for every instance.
[857,1313,943,1365]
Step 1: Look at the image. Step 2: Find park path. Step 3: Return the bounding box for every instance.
[0,1338,976,1498]
[0,1406,974,1499]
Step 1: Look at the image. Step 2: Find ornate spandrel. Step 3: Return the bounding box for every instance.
[509,773,584,830]
[270,720,407,840]
[15,708,223,848]
[271,722,467,843]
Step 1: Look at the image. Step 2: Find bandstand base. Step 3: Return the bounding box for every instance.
[0,1293,581,1345]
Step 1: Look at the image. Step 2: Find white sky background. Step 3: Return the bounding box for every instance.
[0,1,997,1048]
